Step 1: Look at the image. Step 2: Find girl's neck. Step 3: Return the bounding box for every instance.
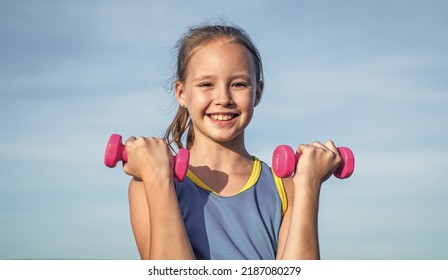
[187,135,255,196]
[188,135,252,172]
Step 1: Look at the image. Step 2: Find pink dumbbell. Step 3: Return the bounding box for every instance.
[104,134,190,181]
[272,145,355,179]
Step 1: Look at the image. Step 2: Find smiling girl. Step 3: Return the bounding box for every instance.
[123,24,341,260]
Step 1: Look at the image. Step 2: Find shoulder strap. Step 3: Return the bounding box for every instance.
[272,170,288,216]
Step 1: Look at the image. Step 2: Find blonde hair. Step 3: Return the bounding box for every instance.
[164,24,264,149]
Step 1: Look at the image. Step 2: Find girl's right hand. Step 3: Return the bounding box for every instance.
[122,137,174,183]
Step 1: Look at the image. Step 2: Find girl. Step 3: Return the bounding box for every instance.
[123,24,341,260]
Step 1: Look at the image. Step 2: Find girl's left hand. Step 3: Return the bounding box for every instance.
[292,140,341,187]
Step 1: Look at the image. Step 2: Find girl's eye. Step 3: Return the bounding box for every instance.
[232,82,248,88]
[198,82,213,88]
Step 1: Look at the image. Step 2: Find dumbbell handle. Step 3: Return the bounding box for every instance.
[272,145,355,179]
[104,134,189,181]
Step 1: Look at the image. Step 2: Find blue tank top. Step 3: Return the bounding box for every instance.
[174,157,287,260]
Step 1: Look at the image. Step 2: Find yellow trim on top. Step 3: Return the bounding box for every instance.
[272,170,288,216]
[186,157,261,197]
[186,169,217,194]
[239,157,261,195]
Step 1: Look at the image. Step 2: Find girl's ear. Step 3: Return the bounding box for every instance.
[254,81,264,107]
[175,81,186,107]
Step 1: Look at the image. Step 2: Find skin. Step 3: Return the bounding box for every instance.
[125,38,341,260]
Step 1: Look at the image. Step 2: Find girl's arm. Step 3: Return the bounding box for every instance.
[276,141,341,260]
[126,137,195,260]
[129,178,150,259]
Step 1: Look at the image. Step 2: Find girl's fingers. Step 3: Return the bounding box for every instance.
[323,140,341,164]
[125,136,137,145]
[323,140,337,152]
[296,143,307,154]
[297,142,328,154]
[311,141,326,149]
[311,140,340,161]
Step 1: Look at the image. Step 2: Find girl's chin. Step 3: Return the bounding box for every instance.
[207,130,246,144]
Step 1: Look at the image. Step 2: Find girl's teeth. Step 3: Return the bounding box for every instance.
[211,114,233,121]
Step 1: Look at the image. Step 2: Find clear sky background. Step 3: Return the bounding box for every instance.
[1,0,447,260]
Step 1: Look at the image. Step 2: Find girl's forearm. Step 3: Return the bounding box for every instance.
[279,183,321,260]
[143,176,195,259]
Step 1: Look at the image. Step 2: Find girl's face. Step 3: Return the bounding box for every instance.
[176,39,262,146]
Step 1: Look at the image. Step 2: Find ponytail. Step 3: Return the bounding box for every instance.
[163,105,194,149]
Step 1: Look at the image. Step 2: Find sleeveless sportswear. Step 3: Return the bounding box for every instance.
[173,157,287,260]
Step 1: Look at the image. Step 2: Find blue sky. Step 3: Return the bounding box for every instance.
[1,0,447,259]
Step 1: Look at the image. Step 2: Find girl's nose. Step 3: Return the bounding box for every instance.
[214,86,234,105]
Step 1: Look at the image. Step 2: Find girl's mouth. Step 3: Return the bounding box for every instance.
[207,113,238,121]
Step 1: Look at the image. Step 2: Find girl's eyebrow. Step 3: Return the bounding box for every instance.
[192,74,252,82]
[192,75,214,82]
[230,74,252,81]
